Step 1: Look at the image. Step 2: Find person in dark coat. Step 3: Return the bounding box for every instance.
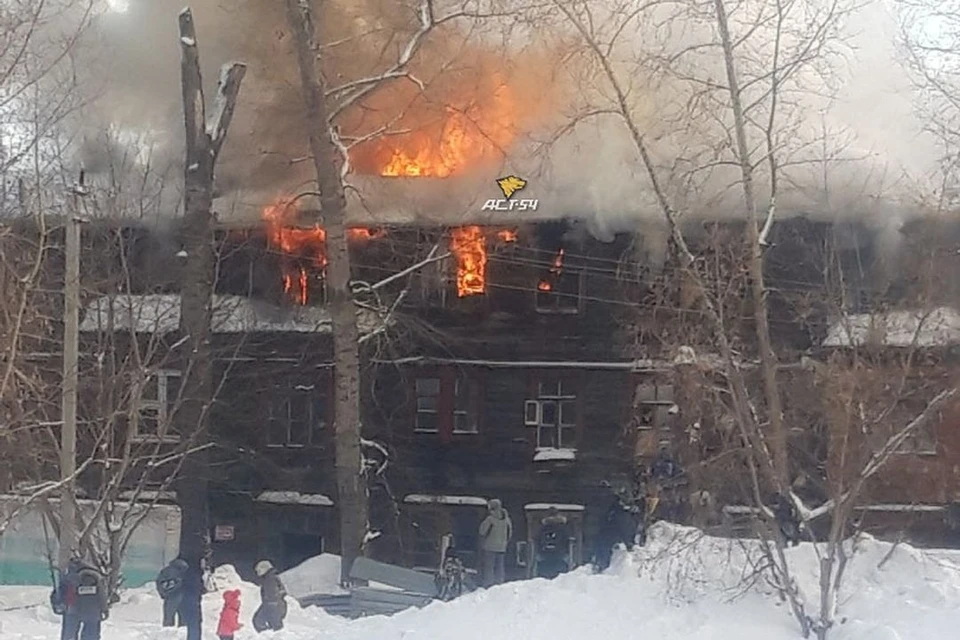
[178,557,205,640]
[52,557,108,640]
[593,488,641,572]
[155,558,188,627]
[773,493,802,546]
[536,508,571,579]
[252,560,288,632]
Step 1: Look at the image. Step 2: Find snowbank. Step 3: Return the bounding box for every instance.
[2,523,960,639]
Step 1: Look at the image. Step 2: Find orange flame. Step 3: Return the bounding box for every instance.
[369,79,516,178]
[497,229,518,243]
[262,199,381,305]
[451,226,487,297]
[538,248,564,292]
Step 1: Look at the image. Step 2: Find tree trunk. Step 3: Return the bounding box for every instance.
[175,6,245,621]
[712,0,789,489]
[284,0,367,585]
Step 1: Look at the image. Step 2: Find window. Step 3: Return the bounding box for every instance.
[453,378,478,434]
[413,371,479,437]
[535,270,583,314]
[135,370,181,442]
[893,395,940,456]
[525,377,577,448]
[267,387,327,447]
[415,378,441,433]
[635,383,676,432]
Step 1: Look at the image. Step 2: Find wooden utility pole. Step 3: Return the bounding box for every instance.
[175,9,245,636]
[58,172,86,568]
[284,0,367,584]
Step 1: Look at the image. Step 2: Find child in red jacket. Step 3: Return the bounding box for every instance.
[217,589,243,640]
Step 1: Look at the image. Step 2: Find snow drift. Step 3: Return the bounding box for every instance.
[2,523,960,639]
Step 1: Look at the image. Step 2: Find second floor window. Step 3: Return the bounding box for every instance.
[267,387,327,447]
[136,370,181,442]
[525,377,577,448]
[413,370,480,437]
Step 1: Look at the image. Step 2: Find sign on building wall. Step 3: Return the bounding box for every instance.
[214,525,235,542]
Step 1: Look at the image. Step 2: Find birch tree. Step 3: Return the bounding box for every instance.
[282,0,512,583]
[543,0,957,637]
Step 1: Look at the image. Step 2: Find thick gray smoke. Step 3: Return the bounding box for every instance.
[76,0,942,257]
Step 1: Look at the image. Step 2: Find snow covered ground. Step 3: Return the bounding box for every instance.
[2,523,960,639]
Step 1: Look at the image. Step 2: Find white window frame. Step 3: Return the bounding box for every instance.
[414,377,441,433]
[525,378,577,448]
[266,390,326,448]
[134,369,181,443]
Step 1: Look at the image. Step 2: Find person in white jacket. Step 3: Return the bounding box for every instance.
[478,498,512,586]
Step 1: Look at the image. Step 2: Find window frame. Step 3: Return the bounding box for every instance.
[412,368,481,439]
[535,270,584,315]
[134,369,182,443]
[265,384,329,449]
[414,377,442,434]
[526,374,579,449]
[634,382,676,433]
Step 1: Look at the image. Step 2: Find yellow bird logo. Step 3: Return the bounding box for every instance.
[496,175,527,200]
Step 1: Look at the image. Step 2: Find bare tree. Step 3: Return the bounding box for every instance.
[282,0,515,583]
[543,0,958,637]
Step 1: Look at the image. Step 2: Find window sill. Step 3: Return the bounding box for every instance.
[452,430,480,436]
[414,429,440,435]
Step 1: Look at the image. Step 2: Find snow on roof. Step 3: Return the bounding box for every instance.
[78,294,384,335]
[524,503,585,512]
[822,307,960,347]
[533,448,578,462]
[255,491,334,507]
[403,494,489,507]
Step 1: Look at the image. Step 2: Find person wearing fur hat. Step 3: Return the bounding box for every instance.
[252,560,288,632]
[478,498,512,587]
[216,589,242,640]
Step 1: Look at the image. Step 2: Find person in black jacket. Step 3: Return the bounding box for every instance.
[773,493,803,546]
[252,560,288,632]
[156,558,189,627]
[537,508,571,579]
[51,557,109,640]
[178,557,205,640]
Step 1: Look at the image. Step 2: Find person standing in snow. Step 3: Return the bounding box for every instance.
[252,560,288,632]
[155,558,188,627]
[179,556,205,640]
[536,508,571,579]
[772,493,802,546]
[52,557,109,640]
[217,589,243,640]
[478,498,512,587]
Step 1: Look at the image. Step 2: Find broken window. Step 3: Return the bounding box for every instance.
[413,371,480,436]
[634,382,676,443]
[135,370,182,442]
[525,376,577,448]
[266,385,327,447]
[535,270,583,314]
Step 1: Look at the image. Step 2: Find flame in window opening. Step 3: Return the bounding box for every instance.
[262,199,382,305]
[537,248,564,292]
[451,226,487,297]
[497,229,518,243]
